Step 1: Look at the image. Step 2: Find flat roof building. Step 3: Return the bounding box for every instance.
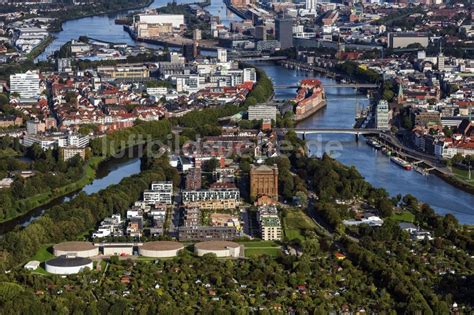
[53,242,99,258]
[45,256,93,275]
[139,241,184,258]
[388,32,430,49]
[194,241,241,258]
[248,105,277,121]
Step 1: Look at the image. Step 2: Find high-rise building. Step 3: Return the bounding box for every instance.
[193,29,202,41]
[10,70,40,102]
[255,25,267,41]
[375,100,390,129]
[306,0,317,11]
[275,17,293,50]
[182,43,197,62]
[437,53,445,71]
[243,68,257,82]
[250,164,279,201]
[217,48,227,63]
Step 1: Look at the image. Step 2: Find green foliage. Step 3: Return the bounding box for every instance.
[335,61,382,83]
[145,80,173,89]
[90,120,172,157]
[0,93,8,106]
[0,156,174,270]
[241,67,273,107]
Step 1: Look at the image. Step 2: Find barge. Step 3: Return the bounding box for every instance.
[390,156,413,171]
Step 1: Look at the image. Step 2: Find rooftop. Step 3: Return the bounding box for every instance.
[194,241,240,251]
[53,241,96,252]
[140,241,184,251]
[46,256,92,267]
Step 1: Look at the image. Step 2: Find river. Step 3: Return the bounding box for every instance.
[258,63,474,224]
[38,0,240,60]
[33,0,474,225]
[0,156,141,234]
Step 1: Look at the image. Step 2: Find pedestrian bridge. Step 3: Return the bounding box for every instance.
[293,128,384,135]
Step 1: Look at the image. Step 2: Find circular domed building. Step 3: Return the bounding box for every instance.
[139,241,184,258]
[45,256,93,275]
[53,242,98,258]
[194,241,241,258]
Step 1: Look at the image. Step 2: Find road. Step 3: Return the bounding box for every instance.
[378,133,452,175]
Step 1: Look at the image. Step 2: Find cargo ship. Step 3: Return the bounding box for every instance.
[293,79,327,122]
[390,156,413,170]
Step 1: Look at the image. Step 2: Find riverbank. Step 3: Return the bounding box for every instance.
[278,59,473,197]
[435,169,474,195]
[1,156,105,224]
[26,35,55,60]
[48,0,154,33]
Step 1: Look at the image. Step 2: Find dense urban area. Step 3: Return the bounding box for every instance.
[0,0,473,313]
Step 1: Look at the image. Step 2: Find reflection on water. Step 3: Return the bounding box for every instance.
[0,157,141,235]
[257,62,474,224]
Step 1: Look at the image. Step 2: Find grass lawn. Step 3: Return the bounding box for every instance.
[283,209,318,241]
[245,247,281,257]
[391,211,415,223]
[238,241,281,257]
[31,244,54,262]
[238,241,279,248]
[452,167,474,185]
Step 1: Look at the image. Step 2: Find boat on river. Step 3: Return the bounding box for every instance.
[366,138,382,150]
[390,156,413,170]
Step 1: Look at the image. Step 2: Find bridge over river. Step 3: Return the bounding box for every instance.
[292,128,384,135]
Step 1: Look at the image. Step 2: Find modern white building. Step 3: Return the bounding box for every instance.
[134,14,184,28]
[23,133,89,150]
[257,206,282,241]
[10,70,41,102]
[343,216,384,227]
[143,181,173,205]
[243,68,257,82]
[375,100,391,129]
[306,0,317,11]
[217,48,227,63]
[182,187,240,203]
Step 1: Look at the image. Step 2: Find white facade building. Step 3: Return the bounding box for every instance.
[243,68,257,82]
[10,70,41,101]
[375,100,390,129]
[135,14,184,28]
[305,0,317,11]
[217,48,227,63]
[182,188,240,203]
[143,181,173,205]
